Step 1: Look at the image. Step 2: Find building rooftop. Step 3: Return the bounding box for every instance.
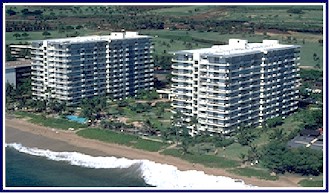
[287,135,323,151]
[174,39,300,57]
[300,129,321,137]
[9,44,32,49]
[6,60,32,68]
[32,31,150,44]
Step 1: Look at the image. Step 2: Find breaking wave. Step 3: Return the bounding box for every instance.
[6,143,254,189]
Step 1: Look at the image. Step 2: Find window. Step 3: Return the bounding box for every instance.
[195,67,198,72]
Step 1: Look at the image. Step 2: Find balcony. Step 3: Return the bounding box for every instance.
[172,64,193,70]
[171,71,193,77]
[31,82,43,87]
[172,77,193,83]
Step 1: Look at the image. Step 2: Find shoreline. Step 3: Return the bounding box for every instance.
[5,116,303,188]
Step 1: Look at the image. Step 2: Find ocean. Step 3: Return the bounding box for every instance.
[6,146,150,187]
[5,143,253,189]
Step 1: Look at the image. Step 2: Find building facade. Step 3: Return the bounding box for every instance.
[5,60,32,88]
[9,44,32,60]
[31,32,154,104]
[171,39,300,134]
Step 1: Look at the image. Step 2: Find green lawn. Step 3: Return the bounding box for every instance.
[6,29,105,45]
[142,29,323,68]
[77,128,167,152]
[216,143,250,161]
[118,102,172,131]
[298,179,323,187]
[149,5,322,29]
[224,6,322,28]
[299,42,323,67]
[251,113,303,146]
[152,37,208,55]
[228,167,278,181]
[14,111,87,130]
[5,24,323,68]
[161,148,240,168]
[149,5,215,16]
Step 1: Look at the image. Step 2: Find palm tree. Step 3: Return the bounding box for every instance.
[181,138,189,154]
[13,33,21,40]
[190,115,198,135]
[42,31,51,38]
[21,32,29,40]
[246,145,260,163]
[172,110,184,144]
[239,153,247,164]
[269,128,285,140]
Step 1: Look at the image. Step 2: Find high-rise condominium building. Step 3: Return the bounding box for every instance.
[171,39,300,135]
[31,32,154,104]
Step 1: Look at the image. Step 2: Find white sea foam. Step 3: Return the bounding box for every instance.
[6,143,255,189]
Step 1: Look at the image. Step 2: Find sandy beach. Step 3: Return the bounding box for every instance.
[5,116,304,188]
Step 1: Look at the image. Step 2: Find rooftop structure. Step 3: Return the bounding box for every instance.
[6,59,32,68]
[171,39,300,135]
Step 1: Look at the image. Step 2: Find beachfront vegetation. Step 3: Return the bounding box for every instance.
[261,141,323,175]
[77,128,167,152]
[161,149,240,168]
[14,111,87,130]
[298,179,323,187]
[7,80,323,178]
[228,168,278,181]
[6,78,68,115]
[74,92,172,137]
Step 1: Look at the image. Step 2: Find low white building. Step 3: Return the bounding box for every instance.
[156,89,174,100]
[5,60,32,88]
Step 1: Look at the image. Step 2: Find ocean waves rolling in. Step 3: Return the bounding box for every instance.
[6,143,254,189]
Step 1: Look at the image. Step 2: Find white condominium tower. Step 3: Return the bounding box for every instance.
[171,39,300,134]
[31,32,154,104]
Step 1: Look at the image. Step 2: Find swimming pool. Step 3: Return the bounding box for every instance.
[66,115,87,124]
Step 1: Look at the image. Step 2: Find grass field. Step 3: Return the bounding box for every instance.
[298,179,323,187]
[8,28,322,67]
[149,5,323,28]
[14,111,87,130]
[142,29,323,67]
[215,143,250,161]
[152,37,209,55]
[77,128,167,152]
[228,167,278,181]
[118,101,172,131]
[223,6,323,28]
[149,5,215,16]
[5,29,107,45]
[5,5,323,69]
[161,148,240,168]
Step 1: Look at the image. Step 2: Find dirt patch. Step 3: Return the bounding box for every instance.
[116,117,144,129]
[255,29,290,35]
[132,121,143,128]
